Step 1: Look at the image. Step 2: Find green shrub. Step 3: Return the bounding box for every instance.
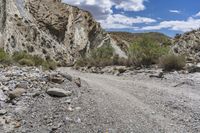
[42,59,57,70]
[128,38,169,67]
[0,48,8,61]
[75,57,88,67]
[159,54,186,71]
[118,68,126,73]
[112,55,119,65]
[18,58,35,66]
[91,45,114,59]
[0,49,57,70]
[76,44,114,67]
[32,55,45,66]
[12,51,30,62]
[12,51,57,70]
[0,48,12,65]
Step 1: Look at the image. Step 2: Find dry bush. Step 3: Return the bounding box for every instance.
[159,54,186,71]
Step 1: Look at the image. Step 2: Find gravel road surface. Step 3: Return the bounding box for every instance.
[59,67,200,133]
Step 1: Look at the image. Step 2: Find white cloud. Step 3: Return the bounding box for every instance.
[63,0,153,30]
[169,10,181,14]
[141,17,200,32]
[62,0,200,33]
[63,0,113,19]
[98,14,156,29]
[115,0,145,11]
[62,0,146,19]
[194,11,200,17]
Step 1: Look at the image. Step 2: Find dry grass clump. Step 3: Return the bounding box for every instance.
[159,54,186,71]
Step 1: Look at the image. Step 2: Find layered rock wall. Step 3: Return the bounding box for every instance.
[0,0,111,65]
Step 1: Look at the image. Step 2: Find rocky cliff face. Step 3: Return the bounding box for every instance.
[172,29,200,63]
[0,0,111,65]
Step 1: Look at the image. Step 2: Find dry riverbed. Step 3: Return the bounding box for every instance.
[1,66,200,133]
[59,67,200,133]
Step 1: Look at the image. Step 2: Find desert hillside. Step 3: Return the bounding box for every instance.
[109,31,171,53]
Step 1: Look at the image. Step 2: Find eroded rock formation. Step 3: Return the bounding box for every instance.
[173,29,200,63]
[0,0,112,65]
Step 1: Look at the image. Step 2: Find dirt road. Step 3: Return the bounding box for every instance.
[59,67,200,133]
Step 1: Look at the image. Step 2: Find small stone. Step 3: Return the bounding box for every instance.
[73,78,81,87]
[75,107,81,111]
[188,65,200,73]
[64,116,73,123]
[16,82,29,89]
[52,123,62,131]
[9,88,26,100]
[2,86,9,91]
[0,109,7,115]
[47,88,72,97]
[48,74,65,84]
[60,73,73,81]
[0,89,7,101]
[5,116,12,124]
[66,99,71,104]
[75,118,81,123]
[67,106,73,112]
[32,92,40,98]
[52,126,58,131]
[14,122,21,128]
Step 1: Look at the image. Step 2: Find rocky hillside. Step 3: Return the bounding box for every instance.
[172,29,200,63]
[109,32,171,53]
[0,0,113,65]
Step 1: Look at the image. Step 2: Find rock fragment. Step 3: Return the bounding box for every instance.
[73,78,81,87]
[188,64,200,73]
[48,74,65,84]
[0,89,7,101]
[60,73,73,81]
[8,88,26,100]
[47,88,72,97]
[0,109,7,115]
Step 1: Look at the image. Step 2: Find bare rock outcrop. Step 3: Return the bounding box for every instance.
[172,29,200,63]
[0,0,111,65]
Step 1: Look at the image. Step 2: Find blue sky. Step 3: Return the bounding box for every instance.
[63,0,200,37]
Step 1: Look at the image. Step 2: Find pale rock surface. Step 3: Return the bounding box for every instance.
[0,0,123,65]
[47,88,72,97]
[173,30,200,63]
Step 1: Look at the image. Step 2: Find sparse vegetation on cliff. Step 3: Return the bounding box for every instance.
[0,49,57,70]
[75,36,187,72]
[0,49,12,65]
[128,37,169,67]
[76,45,115,67]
